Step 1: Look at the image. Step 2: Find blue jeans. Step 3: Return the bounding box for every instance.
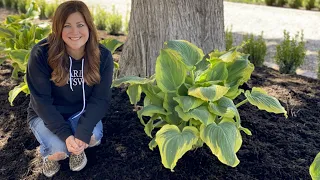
[29,113,103,158]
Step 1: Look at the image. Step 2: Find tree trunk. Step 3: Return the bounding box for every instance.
[119,0,225,77]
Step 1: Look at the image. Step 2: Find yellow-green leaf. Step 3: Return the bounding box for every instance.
[188,85,229,102]
[175,105,215,125]
[310,152,320,180]
[112,76,154,87]
[137,105,170,123]
[126,84,142,105]
[173,96,204,112]
[8,82,29,106]
[200,120,241,167]
[209,96,240,124]
[165,40,204,70]
[245,87,287,118]
[155,49,187,93]
[155,125,199,171]
[100,38,124,54]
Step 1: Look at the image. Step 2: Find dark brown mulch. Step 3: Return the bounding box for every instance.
[1,60,320,180]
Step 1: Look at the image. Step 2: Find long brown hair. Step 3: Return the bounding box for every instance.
[47,0,100,86]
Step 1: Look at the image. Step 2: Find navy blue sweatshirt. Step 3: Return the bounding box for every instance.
[27,39,113,144]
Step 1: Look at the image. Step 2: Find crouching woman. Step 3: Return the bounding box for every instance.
[26,1,113,177]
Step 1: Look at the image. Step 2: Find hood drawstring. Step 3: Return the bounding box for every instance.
[69,56,86,119]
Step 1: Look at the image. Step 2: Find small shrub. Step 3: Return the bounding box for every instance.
[288,0,303,8]
[124,4,130,34]
[94,6,108,30]
[265,0,276,5]
[17,0,29,14]
[11,0,18,11]
[275,30,306,74]
[225,26,233,51]
[304,0,315,9]
[106,5,123,35]
[45,2,57,19]
[241,32,267,67]
[36,0,47,19]
[3,0,12,9]
[276,0,287,6]
[318,50,320,79]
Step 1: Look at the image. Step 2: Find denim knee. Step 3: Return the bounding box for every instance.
[29,117,69,157]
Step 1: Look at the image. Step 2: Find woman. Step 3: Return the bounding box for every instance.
[26,1,113,177]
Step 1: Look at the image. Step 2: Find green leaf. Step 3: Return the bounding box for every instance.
[100,38,124,54]
[245,87,288,118]
[149,137,158,150]
[188,84,229,102]
[137,105,170,125]
[155,124,199,171]
[0,26,15,39]
[173,96,204,112]
[226,59,254,88]
[165,40,204,70]
[209,96,240,124]
[310,152,320,180]
[112,76,154,87]
[163,92,181,125]
[9,49,29,71]
[218,48,240,63]
[200,120,241,167]
[126,84,142,105]
[8,82,29,106]
[175,105,216,125]
[155,49,187,93]
[196,61,228,83]
[0,56,7,65]
[144,115,159,138]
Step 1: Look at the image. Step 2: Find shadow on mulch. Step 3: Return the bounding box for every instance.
[0,63,319,179]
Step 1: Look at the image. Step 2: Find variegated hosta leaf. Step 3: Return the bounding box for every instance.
[9,49,29,71]
[149,137,157,150]
[310,152,320,180]
[112,76,154,87]
[175,105,215,125]
[8,82,29,106]
[218,48,240,63]
[126,84,142,105]
[155,49,187,93]
[165,40,204,70]
[188,85,229,102]
[225,86,244,100]
[163,92,182,125]
[245,87,288,118]
[100,38,124,54]
[155,125,199,171]
[200,120,241,167]
[173,96,204,112]
[144,115,159,138]
[137,105,170,125]
[195,61,228,83]
[226,59,254,88]
[209,96,240,124]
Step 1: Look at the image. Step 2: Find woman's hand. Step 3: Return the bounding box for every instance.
[75,138,89,149]
[65,135,84,155]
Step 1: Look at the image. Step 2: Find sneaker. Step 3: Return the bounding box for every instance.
[43,158,60,177]
[69,151,87,171]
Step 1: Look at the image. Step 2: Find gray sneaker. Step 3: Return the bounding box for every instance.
[43,158,60,177]
[69,151,87,171]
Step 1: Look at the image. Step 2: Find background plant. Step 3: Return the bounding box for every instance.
[276,0,287,6]
[275,30,306,74]
[288,0,303,8]
[113,40,287,171]
[318,50,320,79]
[94,6,108,30]
[106,5,123,35]
[44,1,58,19]
[265,0,276,5]
[225,26,233,51]
[241,32,267,67]
[304,0,315,9]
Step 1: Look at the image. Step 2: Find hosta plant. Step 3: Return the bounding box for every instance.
[310,152,320,180]
[112,40,287,171]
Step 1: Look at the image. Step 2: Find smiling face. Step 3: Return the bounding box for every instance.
[62,12,89,58]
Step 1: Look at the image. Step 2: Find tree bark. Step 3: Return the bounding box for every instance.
[119,0,225,77]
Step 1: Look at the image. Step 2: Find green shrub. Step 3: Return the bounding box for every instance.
[275,30,306,74]
[276,0,287,6]
[36,0,47,19]
[124,4,130,34]
[304,0,315,9]
[45,2,57,19]
[265,0,276,5]
[288,0,303,8]
[17,0,29,14]
[106,5,123,35]
[2,0,12,9]
[241,32,267,67]
[11,0,18,11]
[94,6,108,30]
[225,26,233,51]
[113,40,287,171]
[318,50,320,79]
